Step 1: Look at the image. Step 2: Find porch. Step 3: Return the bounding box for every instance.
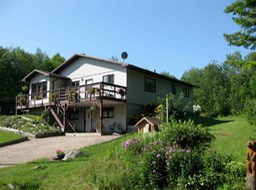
[16,82,127,135]
[16,82,126,110]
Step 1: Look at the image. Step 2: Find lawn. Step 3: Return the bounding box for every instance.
[207,115,255,162]
[0,130,24,144]
[0,135,130,189]
[0,115,253,189]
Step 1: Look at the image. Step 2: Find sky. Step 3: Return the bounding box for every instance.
[0,0,252,79]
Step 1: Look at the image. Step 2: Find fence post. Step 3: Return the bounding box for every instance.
[246,140,256,190]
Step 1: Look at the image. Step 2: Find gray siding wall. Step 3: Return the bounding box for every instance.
[126,68,193,119]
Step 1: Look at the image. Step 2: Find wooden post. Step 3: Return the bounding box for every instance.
[99,98,103,136]
[166,97,168,122]
[62,104,67,132]
[15,96,17,115]
[246,140,256,190]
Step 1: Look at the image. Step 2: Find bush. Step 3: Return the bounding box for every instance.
[123,138,234,190]
[120,120,244,190]
[158,120,215,152]
[245,98,256,126]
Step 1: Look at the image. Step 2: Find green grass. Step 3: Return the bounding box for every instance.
[0,130,24,144]
[0,115,253,189]
[0,135,132,190]
[207,115,255,162]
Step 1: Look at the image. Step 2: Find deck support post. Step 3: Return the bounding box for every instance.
[99,98,103,136]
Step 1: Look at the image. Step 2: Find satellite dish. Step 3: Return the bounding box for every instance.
[121,51,128,61]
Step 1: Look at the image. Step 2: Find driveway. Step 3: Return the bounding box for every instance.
[0,135,120,168]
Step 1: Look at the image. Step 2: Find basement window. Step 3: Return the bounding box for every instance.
[69,109,79,120]
[103,107,114,118]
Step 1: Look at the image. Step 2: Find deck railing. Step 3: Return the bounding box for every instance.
[16,82,126,109]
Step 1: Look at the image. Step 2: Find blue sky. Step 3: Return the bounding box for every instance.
[0,0,252,79]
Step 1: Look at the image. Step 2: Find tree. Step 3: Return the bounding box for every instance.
[160,71,177,79]
[182,62,231,116]
[51,53,65,69]
[0,46,65,115]
[109,56,119,62]
[224,0,256,50]
[181,67,203,107]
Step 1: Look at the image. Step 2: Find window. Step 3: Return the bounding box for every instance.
[103,107,114,118]
[72,81,79,86]
[31,82,47,99]
[85,79,93,91]
[103,75,114,84]
[144,77,156,93]
[172,85,176,95]
[69,109,79,120]
[85,79,93,85]
[183,88,190,98]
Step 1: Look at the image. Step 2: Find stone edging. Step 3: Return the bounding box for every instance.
[0,136,28,147]
[0,126,65,138]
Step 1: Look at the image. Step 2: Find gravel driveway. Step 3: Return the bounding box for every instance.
[0,135,120,168]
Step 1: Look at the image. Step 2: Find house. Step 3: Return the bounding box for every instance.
[135,117,161,133]
[16,53,194,134]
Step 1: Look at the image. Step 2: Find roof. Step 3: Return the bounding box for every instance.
[51,53,195,87]
[22,69,70,82]
[52,53,127,74]
[135,117,162,127]
[126,64,195,87]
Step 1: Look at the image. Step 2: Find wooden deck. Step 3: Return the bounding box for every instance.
[16,82,126,110]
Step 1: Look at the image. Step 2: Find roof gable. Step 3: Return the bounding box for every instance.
[52,53,127,74]
[22,69,70,82]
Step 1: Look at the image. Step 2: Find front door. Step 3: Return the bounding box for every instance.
[85,108,92,132]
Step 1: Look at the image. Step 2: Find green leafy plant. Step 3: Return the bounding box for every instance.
[89,87,99,95]
[245,98,256,126]
[68,90,75,101]
[17,92,26,105]
[49,92,59,102]
[159,120,215,152]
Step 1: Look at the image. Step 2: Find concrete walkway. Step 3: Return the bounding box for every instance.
[0,135,120,168]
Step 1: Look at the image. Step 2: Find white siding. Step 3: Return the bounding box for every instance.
[58,57,127,86]
[29,74,50,103]
[29,75,50,94]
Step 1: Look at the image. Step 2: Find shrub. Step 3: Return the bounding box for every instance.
[138,141,168,189]
[245,98,256,126]
[158,120,215,152]
[121,120,242,190]
[222,161,246,189]
[158,93,190,122]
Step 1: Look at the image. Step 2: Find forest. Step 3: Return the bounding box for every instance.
[0,47,65,115]
[1,46,255,125]
[181,51,256,125]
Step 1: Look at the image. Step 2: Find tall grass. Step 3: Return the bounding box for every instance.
[207,116,255,162]
[0,116,253,189]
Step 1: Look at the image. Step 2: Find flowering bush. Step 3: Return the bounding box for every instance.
[193,104,202,114]
[138,141,168,189]
[122,138,140,149]
[56,149,65,156]
[122,138,143,159]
